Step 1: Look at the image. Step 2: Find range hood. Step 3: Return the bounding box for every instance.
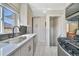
[66,3,79,36]
[66,12,79,21]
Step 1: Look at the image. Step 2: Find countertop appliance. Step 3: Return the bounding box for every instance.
[19,26,27,35]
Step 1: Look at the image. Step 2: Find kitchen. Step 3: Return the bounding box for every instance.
[0,3,79,56]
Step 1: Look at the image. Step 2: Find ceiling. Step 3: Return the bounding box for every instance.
[29,3,70,16]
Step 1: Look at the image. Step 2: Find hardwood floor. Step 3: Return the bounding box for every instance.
[34,42,57,56]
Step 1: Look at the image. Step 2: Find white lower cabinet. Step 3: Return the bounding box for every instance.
[27,39,33,56]
[10,48,20,56]
[10,39,33,56]
[20,39,33,56]
[20,43,28,56]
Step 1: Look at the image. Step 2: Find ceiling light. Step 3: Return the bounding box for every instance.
[43,10,47,14]
[47,8,52,10]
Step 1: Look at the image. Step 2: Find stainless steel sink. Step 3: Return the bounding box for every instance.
[0,36,27,56]
[9,36,27,44]
[18,36,27,40]
[1,36,27,44]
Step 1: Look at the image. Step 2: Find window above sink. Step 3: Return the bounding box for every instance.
[0,3,20,34]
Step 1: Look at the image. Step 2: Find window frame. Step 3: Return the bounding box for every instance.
[0,3,20,34]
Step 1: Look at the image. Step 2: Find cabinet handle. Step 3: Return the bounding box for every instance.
[28,45,31,52]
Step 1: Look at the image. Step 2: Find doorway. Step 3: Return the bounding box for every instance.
[50,16,59,46]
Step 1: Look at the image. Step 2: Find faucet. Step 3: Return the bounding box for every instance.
[12,26,20,38]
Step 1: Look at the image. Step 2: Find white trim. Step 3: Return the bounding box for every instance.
[0,6,3,33]
[1,3,19,14]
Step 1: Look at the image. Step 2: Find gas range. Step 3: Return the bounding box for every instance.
[58,37,79,56]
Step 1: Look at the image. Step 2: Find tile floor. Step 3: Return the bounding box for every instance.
[34,42,57,56]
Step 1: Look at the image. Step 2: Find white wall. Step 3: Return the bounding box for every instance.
[20,3,28,26]
[27,4,33,33]
[46,10,67,46]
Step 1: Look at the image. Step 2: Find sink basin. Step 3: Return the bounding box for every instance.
[2,36,27,44]
[9,36,27,44]
[0,36,27,56]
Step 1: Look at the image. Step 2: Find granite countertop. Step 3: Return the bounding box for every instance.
[0,33,36,56]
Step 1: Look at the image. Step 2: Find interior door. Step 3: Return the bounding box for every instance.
[33,17,46,45]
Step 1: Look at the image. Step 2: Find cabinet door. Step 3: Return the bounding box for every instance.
[27,39,33,56]
[20,43,28,56]
[10,48,20,56]
[10,39,33,56]
[20,39,33,56]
